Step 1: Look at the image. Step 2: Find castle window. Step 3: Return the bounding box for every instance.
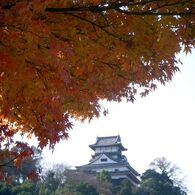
[100,158,107,162]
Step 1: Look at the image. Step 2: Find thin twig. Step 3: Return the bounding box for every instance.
[67,13,126,42]
[0,150,26,167]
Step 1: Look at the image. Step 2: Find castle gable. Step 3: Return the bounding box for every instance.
[90,153,118,165]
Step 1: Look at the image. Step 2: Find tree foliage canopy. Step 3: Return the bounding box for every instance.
[0,156,189,195]
[0,0,194,173]
[137,157,187,195]
[0,158,188,195]
[0,146,41,183]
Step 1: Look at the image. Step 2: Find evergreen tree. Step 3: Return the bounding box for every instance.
[118,179,134,195]
[136,158,187,195]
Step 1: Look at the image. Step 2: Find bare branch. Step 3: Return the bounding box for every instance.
[0,150,26,168]
[67,13,126,42]
[45,0,195,16]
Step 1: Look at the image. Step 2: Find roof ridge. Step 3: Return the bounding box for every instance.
[97,135,118,139]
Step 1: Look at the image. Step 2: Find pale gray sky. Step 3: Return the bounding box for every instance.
[44,50,195,194]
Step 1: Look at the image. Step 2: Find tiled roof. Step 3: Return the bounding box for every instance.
[89,135,127,151]
[96,136,119,146]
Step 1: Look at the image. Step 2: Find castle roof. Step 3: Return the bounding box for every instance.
[89,135,127,151]
[76,135,140,186]
[85,153,139,176]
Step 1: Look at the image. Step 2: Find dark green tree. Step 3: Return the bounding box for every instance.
[136,157,187,195]
[111,178,135,195]
[0,181,12,195]
[76,182,99,195]
[118,179,134,195]
[11,180,36,195]
[39,170,60,195]
[38,164,67,195]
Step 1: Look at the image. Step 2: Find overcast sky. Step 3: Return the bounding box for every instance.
[43,50,195,194]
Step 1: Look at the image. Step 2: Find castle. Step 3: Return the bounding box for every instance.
[76,135,140,186]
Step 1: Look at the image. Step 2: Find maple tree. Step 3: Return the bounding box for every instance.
[0,0,194,175]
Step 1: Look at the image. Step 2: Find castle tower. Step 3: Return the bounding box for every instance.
[76,135,140,186]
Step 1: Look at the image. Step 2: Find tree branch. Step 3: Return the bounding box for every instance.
[0,150,26,168]
[67,13,126,42]
[148,0,190,12]
[45,0,195,16]
[45,0,158,13]
[115,10,195,16]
